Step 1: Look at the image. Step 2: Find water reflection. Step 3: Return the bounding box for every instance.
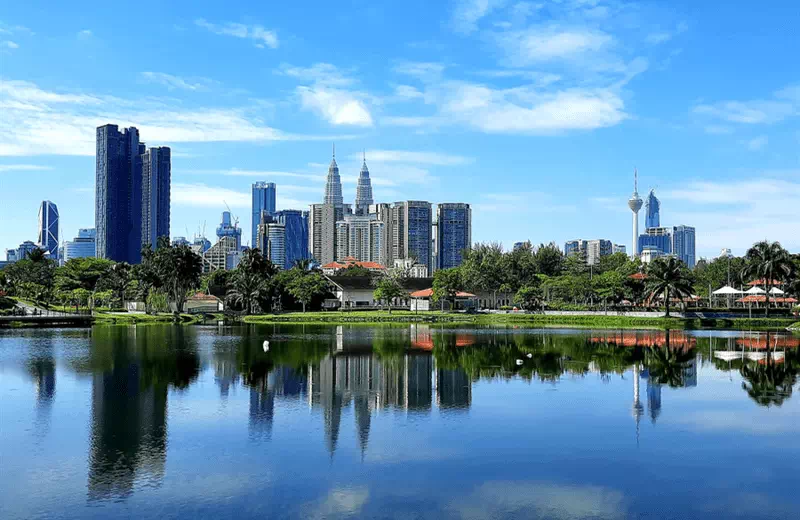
[85,327,200,501]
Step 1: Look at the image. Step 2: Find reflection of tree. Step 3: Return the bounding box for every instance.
[86,326,200,501]
[644,346,696,388]
[740,350,799,407]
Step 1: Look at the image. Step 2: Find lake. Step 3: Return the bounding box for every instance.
[1,324,799,519]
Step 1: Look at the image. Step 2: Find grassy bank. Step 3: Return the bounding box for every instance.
[93,312,203,325]
[790,322,800,331]
[243,311,795,330]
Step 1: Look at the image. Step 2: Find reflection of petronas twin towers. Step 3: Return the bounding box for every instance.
[309,352,471,457]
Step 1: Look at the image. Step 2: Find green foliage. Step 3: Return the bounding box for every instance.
[645,257,694,317]
[151,238,203,314]
[742,240,795,317]
[693,255,747,296]
[227,248,278,314]
[514,284,541,310]
[56,257,114,292]
[432,268,463,307]
[336,264,373,277]
[373,275,405,311]
[287,272,329,312]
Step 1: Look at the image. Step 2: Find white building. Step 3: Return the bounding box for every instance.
[335,214,386,265]
[393,258,429,278]
[640,246,665,264]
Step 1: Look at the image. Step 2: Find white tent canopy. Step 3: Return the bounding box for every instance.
[769,287,785,295]
[745,286,766,294]
[713,286,743,295]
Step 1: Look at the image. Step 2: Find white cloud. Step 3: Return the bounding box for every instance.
[140,72,214,91]
[693,84,800,125]
[380,115,437,127]
[392,61,446,79]
[703,125,734,135]
[392,84,425,100]
[0,79,336,156]
[303,487,370,520]
[281,63,374,126]
[77,29,92,40]
[352,150,473,166]
[0,164,52,173]
[279,63,354,87]
[645,32,671,44]
[0,23,33,36]
[2,40,19,49]
[194,18,278,49]
[744,135,768,151]
[451,0,508,34]
[496,27,613,65]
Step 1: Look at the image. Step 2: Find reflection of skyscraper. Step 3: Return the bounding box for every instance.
[406,355,433,411]
[249,383,275,441]
[436,367,471,410]
[632,363,643,443]
[640,369,662,423]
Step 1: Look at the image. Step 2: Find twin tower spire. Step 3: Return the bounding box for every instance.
[323,144,373,212]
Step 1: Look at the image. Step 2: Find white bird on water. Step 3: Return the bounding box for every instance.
[526,353,533,359]
[263,340,270,352]
[516,359,524,366]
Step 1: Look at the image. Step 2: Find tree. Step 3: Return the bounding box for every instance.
[433,268,463,311]
[4,249,56,304]
[153,240,203,316]
[56,257,114,293]
[227,248,278,315]
[533,242,565,277]
[336,264,373,277]
[594,271,626,307]
[100,262,132,309]
[373,276,405,313]
[645,257,694,317]
[514,284,542,311]
[460,243,505,306]
[741,240,795,317]
[133,246,163,314]
[287,272,329,312]
[205,269,232,299]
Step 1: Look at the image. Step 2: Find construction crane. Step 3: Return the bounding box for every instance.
[223,200,240,228]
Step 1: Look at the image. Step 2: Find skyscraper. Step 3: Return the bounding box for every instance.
[638,227,672,256]
[370,203,394,267]
[251,182,276,248]
[63,228,96,261]
[309,203,337,265]
[141,147,171,249]
[95,124,144,263]
[391,201,433,272]
[672,225,696,268]
[257,214,286,268]
[436,203,471,270]
[627,168,643,258]
[354,152,373,215]
[645,189,660,229]
[335,215,386,265]
[38,200,59,259]
[585,239,612,266]
[275,209,309,270]
[216,211,242,251]
[324,146,343,206]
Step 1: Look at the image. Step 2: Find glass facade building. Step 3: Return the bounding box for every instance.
[354,156,374,215]
[251,182,276,248]
[141,147,171,249]
[275,210,309,270]
[95,124,144,263]
[436,203,471,270]
[324,152,344,206]
[391,201,432,272]
[645,190,660,229]
[63,228,96,261]
[216,211,242,251]
[638,227,672,256]
[672,225,696,268]
[38,200,59,260]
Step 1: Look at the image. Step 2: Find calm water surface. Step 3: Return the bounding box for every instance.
[1,325,799,519]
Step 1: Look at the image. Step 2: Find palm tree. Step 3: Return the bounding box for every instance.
[227,249,278,315]
[292,258,314,271]
[740,355,797,407]
[741,241,794,317]
[645,257,693,317]
[26,248,48,262]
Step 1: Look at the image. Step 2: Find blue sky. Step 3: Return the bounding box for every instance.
[1,0,798,259]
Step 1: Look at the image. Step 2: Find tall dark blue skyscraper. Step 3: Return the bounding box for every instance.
[276,209,309,270]
[95,124,144,263]
[437,203,471,270]
[645,189,660,229]
[252,182,276,248]
[141,147,171,249]
[37,200,59,259]
[672,225,696,268]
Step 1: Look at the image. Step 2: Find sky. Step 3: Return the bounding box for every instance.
[0,0,798,259]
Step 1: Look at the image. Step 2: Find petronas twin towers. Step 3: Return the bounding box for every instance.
[323,145,373,212]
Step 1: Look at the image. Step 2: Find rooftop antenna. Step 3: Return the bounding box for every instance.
[332,142,335,159]
[363,148,366,163]
[634,167,638,193]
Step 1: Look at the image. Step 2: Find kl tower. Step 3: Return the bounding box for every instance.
[628,168,643,258]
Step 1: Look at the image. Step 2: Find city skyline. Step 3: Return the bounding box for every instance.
[1,1,799,258]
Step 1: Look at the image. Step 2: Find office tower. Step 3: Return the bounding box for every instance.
[627,168,643,258]
[216,211,242,250]
[141,147,171,249]
[585,239,612,266]
[324,146,343,206]
[5,249,18,262]
[38,200,59,259]
[513,242,526,251]
[335,215,386,265]
[645,189,660,230]
[202,236,240,272]
[309,203,337,265]
[638,227,672,256]
[251,182,276,247]
[14,241,38,260]
[95,124,144,263]
[672,225,696,268]
[613,244,627,255]
[370,203,393,267]
[437,203,471,270]
[171,237,190,247]
[565,239,585,257]
[354,153,373,215]
[275,209,309,269]
[191,236,212,255]
[63,228,97,261]
[257,214,286,268]
[431,219,438,273]
[391,201,433,272]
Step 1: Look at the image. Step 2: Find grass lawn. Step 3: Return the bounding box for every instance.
[93,312,203,325]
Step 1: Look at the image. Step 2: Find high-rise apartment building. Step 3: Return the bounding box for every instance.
[585,239,612,266]
[645,189,660,229]
[613,244,627,255]
[141,147,171,249]
[436,203,471,270]
[672,225,696,268]
[370,203,393,267]
[257,214,286,268]
[95,124,144,263]
[391,201,433,272]
[335,215,386,265]
[275,210,309,270]
[354,154,374,216]
[565,239,585,257]
[63,228,96,261]
[38,200,59,259]
[251,182,276,247]
[638,227,672,256]
[309,204,337,265]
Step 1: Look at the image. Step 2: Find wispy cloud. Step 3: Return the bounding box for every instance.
[352,150,473,166]
[0,22,33,36]
[77,29,92,40]
[744,135,768,151]
[194,18,278,49]
[495,27,613,65]
[140,72,215,91]
[693,84,800,125]
[1,40,19,49]
[451,0,507,34]
[0,164,53,173]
